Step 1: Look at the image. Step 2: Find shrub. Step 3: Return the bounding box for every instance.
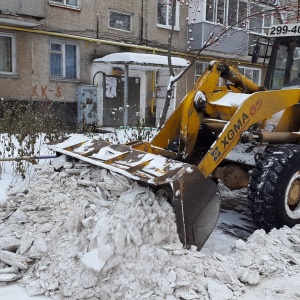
[0,100,70,179]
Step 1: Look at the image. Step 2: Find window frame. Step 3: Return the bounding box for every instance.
[206,0,226,25]
[238,66,262,85]
[195,61,209,82]
[0,33,16,76]
[248,2,278,35]
[157,0,180,31]
[195,61,261,86]
[195,61,223,85]
[108,10,132,33]
[205,0,278,35]
[48,0,80,10]
[50,40,80,80]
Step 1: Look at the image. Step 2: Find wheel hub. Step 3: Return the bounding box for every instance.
[288,178,300,206]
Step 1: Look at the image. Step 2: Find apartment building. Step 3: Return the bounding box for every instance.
[0,0,191,127]
[1,0,298,128]
[188,0,298,86]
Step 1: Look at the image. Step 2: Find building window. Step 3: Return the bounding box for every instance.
[206,0,226,24]
[50,42,79,79]
[195,61,223,85]
[195,61,209,81]
[227,0,247,28]
[205,0,279,34]
[49,0,80,9]
[238,66,261,85]
[157,0,180,30]
[0,33,15,75]
[195,62,261,86]
[249,2,279,34]
[109,11,132,32]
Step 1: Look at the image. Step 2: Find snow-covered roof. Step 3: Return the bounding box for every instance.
[93,52,189,69]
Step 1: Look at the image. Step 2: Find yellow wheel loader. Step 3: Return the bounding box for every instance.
[49,23,300,250]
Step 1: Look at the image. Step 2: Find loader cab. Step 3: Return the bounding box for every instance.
[252,24,300,90]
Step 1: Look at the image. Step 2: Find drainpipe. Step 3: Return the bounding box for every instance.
[140,0,144,44]
[96,13,99,39]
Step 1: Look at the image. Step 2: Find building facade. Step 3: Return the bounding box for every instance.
[0,0,194,128]
[188,0,299,86]
[0,0,299,128]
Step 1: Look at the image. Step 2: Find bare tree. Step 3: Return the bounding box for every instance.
[158,0,299,129]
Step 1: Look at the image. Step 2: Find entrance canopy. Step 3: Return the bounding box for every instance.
[92,52,189,126]
[93,52,189,70]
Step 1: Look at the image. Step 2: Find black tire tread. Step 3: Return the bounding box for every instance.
[248,144,300,231]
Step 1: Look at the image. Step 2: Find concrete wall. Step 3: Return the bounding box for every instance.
[0,0,192,128]
[0,30,99,103]
[42,0,189,50]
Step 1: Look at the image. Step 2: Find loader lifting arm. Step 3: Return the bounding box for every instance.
[48,58,300,251]
[149,59,300,244]
[152,61,300,177]
[199,88,300,177]
[151,61,264,161]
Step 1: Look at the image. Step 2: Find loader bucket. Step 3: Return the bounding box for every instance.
[48,134,220,250]
[171,165,220,249]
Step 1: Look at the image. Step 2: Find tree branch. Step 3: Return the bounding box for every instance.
[158,1,291,128]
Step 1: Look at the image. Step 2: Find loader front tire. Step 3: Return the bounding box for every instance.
[248,144,300,231]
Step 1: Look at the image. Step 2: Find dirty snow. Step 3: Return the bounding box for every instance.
[48,134,186,182]
[1,138,300,299]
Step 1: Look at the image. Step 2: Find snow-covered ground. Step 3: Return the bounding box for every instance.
[1,132,300,299]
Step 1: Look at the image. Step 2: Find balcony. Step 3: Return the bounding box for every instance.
[0,0,45,19]
[188,22,249,56]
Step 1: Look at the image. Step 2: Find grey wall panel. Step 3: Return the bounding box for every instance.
[188,22,249,56]
[0,0,45,18]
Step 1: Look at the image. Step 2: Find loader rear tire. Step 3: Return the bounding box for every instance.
[248,144,300,231]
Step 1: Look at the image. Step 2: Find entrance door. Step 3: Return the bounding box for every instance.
[103,75,140,126]
[77,85,97,125]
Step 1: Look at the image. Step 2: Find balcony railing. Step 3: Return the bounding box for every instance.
[0,0,45,19]
[187,22,249,56]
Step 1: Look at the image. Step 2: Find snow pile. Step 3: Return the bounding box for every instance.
[0,156,300,299]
